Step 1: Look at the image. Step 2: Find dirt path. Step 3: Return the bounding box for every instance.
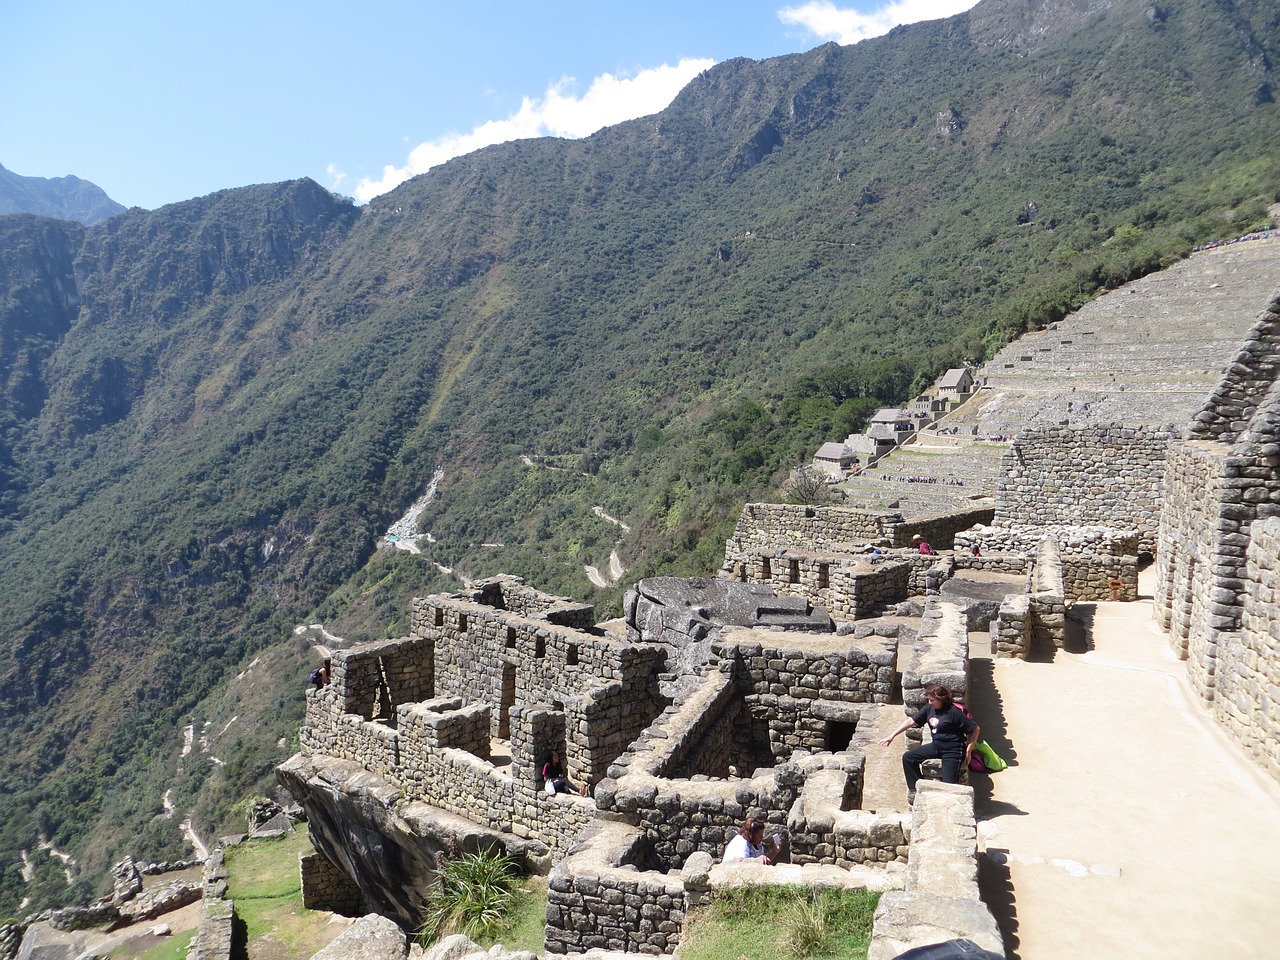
[970,588,1280,959]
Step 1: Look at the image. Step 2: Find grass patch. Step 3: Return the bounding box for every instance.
[495,876,548,955]
[107,929,196,960]
[223,826,346,960]
[680,887,880,960]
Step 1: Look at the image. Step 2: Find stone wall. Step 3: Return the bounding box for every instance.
[1153,292,1280,717]
[726,550,910,620]
[467,575,596,630]
[300,851,363,915]
[545,820,687,956]
[867,782,1004,959]
[187,848,234,960]
[726,503,994,555]
[994,424,1176,553]
[0,923,24,960]
[1154,440,1238,688]
[991,594,1031,659]
[414,594,667,785]
[902,599,970,731]
[1030,539,1067,648]
[1217,516,1280,783]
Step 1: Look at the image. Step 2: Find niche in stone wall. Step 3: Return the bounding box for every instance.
[827,721,855,752]
[498,662,516,738]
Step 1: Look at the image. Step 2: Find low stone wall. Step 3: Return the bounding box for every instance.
[902,599,970,730]
[786,756,910,866]
[1030,540,1067,648]
[725,504,994,556]
[188,847,234,960]
[546,820,687,955]
[1062,554,1139,601]
[867,782,1004,959]
[991,594,1031,659]
[727,550,910,620]
[300,851,363,914]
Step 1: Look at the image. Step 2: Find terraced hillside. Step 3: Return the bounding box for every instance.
[838,233,1280,515]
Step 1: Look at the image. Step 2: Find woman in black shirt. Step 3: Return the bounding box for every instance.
[880,683,979,803]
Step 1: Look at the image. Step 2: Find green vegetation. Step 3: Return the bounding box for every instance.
[417,849,523,946]
[223,827,346,960]
[106,930,196,960]
[680,886,881,960]
[0,0,1278,911]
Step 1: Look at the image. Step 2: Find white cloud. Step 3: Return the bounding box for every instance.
[778,0,979,45]
[348,57,715,203]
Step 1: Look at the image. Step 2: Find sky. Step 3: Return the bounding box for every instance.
[2,0,979,211]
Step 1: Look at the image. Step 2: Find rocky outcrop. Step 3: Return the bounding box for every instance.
[278,754,551,928]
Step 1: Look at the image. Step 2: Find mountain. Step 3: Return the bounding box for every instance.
[0,0,1277,912]
[0,163,126,226]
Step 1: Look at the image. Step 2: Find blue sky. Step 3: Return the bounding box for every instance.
[2,0,977,210]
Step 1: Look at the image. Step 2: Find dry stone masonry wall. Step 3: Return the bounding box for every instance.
[1216,516,1280,783]
[995,425,1175,554]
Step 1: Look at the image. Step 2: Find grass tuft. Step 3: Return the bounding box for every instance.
[417,849,522,946]
[680,886,879,960]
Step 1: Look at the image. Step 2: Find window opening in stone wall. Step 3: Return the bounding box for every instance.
[498,662,516,738]
[789,558,800,584]
[827,721,855,752]
[761,557,772,579]
[818,563,830,589]
[536,636,546,658]
[458,612,468,631]
[567,643,579,666]
[434,606,444,627]
[506,626,517,649]
[371,657,395,726]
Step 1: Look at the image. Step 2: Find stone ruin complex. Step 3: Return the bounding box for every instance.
[277,289,1280,959]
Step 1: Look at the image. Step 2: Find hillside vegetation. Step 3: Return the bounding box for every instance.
[1,0,1278,914]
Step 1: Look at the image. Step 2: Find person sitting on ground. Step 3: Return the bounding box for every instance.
[722,817,774,864]
[912,534,934,555]
[879,683,979,803]
[541,750,589,796]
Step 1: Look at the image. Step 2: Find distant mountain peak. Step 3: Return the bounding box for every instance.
[0,161,127,225]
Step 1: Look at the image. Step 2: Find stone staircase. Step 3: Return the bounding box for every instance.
[835,235,1280,518]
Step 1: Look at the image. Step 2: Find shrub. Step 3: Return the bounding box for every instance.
[417,849,520,946]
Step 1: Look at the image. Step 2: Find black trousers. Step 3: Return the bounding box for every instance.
[902,741,965,792]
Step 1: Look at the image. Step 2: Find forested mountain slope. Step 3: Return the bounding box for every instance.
[1,0,1278,911]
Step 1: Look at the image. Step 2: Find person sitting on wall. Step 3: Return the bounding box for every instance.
[309,658,331,690]
[541,750,589,796]
[722,817,775,864]
[879,683,979,804]
[912,534,934,555]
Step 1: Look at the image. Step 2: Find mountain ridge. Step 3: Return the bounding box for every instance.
[0,163,126,226]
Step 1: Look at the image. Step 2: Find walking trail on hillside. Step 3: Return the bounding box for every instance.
[966,568,1280,959]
